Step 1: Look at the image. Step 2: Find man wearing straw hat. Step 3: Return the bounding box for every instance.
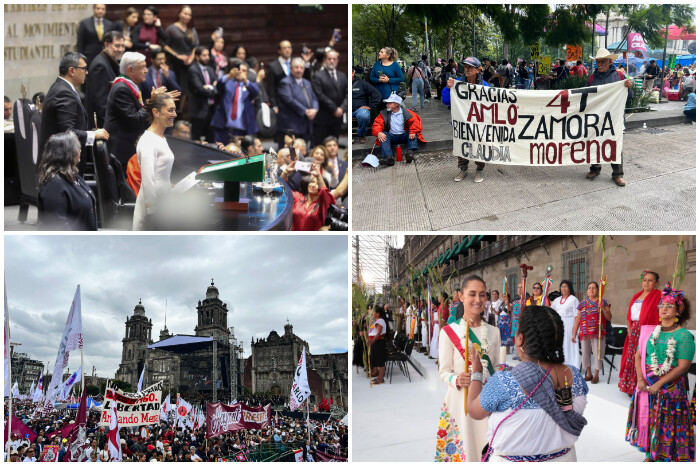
[585,47,634,187]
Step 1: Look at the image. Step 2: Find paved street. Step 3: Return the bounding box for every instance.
[352,123,696,231]
[352,344,657,462]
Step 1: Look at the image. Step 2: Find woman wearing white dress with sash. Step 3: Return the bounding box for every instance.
[549,280,581,369]
[133,92,178,230]
[435,275,501,462]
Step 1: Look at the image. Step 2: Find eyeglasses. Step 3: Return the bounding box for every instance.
[72,66,88,71]
[657,303,677,310]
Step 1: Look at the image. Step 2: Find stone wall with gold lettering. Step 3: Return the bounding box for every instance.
[4,4,90,100]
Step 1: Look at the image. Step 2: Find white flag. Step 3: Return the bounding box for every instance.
[107,403,121,462]
[11,381,20,398]
[160,394,171,420]
[176,397,192,419]
[137,367,145,392]
[4,286,11,398]
[33,375,44,402]
[29,381,35,398]
[58,366,81,401]
[45,285,83,412]
[289,350,311,411]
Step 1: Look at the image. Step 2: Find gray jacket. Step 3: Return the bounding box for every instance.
[590,68,633,102]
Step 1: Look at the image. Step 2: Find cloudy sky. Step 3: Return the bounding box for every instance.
[5,235,348,379]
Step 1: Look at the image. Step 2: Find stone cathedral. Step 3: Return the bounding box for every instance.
[115,280,348,408]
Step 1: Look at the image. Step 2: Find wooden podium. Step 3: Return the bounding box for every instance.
[196,155,266,211]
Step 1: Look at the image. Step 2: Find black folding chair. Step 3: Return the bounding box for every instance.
[389,338,414,384]
[605,326,628,384]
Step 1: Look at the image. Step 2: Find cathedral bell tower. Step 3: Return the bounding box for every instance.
[195,279,230,340]
[116,299,153,388]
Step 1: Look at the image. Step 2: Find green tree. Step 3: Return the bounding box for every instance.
[85,384,100,396]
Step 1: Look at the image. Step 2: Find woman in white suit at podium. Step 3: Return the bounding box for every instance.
[133,93,177,230]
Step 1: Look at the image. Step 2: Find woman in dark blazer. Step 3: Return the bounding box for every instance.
[37,131,97,231]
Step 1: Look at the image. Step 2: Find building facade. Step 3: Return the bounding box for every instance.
[243,322,348,408]
[389,235,696,330]
[10,351,44,393]
[115,281,348,407]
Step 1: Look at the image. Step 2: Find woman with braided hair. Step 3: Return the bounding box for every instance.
[618,271,662,395]
[625,283,694,462]
[435,275,500,462]
[467,305,588,462]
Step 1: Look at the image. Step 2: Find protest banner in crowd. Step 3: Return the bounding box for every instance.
[450,80,627,166]
[99,381,162,427]
[206,402,272,438]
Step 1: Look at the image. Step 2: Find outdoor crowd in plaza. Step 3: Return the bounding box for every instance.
[354,260,695,462]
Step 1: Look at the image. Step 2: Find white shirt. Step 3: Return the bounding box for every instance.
[58,77,95,145]
[278,56,291,76]
[630,301,643,321]
[369,318,386,336]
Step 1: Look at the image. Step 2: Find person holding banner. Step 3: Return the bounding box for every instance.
[585,48,634,187]
[443,57,490,183]
[467,305,588,462]
[572,282,611,384]
[625,283,694,462]
[435,275,500,462]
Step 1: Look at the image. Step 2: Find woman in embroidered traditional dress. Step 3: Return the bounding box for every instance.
[549,280,580,369]
[625,283,695,461]
[510,283,525,360]
[435,275,500,462]
[498,293,513,350]
[467,305,588,462]
[626,283,694,462]
[573,282,612,383]
[618,271,662,395]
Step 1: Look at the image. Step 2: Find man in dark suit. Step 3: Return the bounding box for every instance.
[86,31,125,128]
[266,40,313,114]
[77,4,114,65]
[276,57,318,148]
[323,136,347,190]
[140,51,182,102]
[187,46,218,142]
[103,51,151,167]
[40,52,109,173]
[311,49,347,146]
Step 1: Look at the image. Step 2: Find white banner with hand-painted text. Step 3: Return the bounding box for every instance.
[450,80,627,165]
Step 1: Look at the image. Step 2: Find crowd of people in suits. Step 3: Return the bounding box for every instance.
[19,4,349,231]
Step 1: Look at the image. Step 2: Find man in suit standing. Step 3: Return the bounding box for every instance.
[311,49,347,146]
[140,51,182,102]
[187,46,218,142]
[266,40,313,115]
[77,4,113,65]
[40,52,110,173]
[86,31,125,128]
[103,52,151,167]
[276,57,318,148]
[323,136,347,190]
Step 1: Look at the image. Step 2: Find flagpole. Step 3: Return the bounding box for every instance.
[5,281,13,461]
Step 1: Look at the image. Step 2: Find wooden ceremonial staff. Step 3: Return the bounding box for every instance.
[597,275,607,360]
